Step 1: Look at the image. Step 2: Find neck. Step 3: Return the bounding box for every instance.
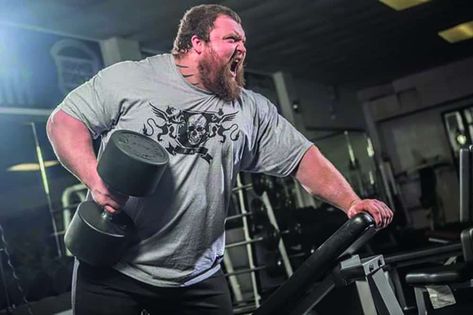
[173,54,205,89]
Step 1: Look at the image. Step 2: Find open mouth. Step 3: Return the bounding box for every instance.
[229,58,241,76]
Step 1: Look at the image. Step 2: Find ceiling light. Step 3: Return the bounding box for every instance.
[7,160,60,172]
[379,0,431,11]
[438,21,473,43]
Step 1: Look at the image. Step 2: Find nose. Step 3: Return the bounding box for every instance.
[237,42,246,56]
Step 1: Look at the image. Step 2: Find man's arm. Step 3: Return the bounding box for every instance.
[294,145,393,228]
[46,109,126,213]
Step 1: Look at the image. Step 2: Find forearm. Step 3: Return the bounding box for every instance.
[294,145,360,213]
[46,109,100,189]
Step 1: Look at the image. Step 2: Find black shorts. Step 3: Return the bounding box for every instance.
[72,261,233,315]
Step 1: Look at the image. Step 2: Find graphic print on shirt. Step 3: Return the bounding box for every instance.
[143,103,240,163]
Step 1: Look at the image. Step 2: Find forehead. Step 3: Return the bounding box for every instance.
[210,15,246,40]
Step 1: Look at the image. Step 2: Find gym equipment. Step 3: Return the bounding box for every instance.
[280,222,303,248]
[225,198,269,229]
[254,212,377,315]
[225,251,307,279]
[405,227,473,314]
[226,223,303,251]
[251,213,470,315]
[226,224,281,250]
[251,174,275,196]
[224,258,285,277]
[64,130,169,266]
[228,174,275,196]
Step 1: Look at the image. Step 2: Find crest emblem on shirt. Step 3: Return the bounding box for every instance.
[143,103,240,163]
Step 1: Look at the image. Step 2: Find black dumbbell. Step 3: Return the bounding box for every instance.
[64,130,169,266]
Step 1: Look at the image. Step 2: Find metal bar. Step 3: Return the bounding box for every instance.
[225,265,267,277]
[355,280,378,315]
[262,192,293,277]
[226,212,251,221]
[388,268,409,311]
[235,174,261,307]
[383,243,462,265]
[413,287,428,315]
[232,183,253,192]
[366,265,403,315]
[288,275,335,315]
[31,122,62,258]
[223,252,243,303]
[225,236,264,249]
[0,249,12,314]
[0,107,52,116]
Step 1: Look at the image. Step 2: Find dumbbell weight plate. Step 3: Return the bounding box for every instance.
[98,130,169,197]
[65,201,134,266]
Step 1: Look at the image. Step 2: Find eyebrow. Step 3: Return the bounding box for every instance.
[224,32,246,43]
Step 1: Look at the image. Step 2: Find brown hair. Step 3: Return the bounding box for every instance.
[172,4,241,56]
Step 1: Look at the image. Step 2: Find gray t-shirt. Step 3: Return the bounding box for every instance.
[58,53,313,287]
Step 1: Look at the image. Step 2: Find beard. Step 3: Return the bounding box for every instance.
[198,48,245,102]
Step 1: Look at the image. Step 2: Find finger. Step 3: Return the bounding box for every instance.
[109,196,128,209]
[376,205,389,228]
[384,205,393,225]
[381,203,394,226]
[107,198,123,210]
[366,205,382,227]
[381,208,390,228]
[377,204,388,228]
[367,202,384,227]
[374,201,391,228]
[92,194,108,209]
[104,205,118,214]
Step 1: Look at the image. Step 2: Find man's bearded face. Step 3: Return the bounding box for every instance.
[198,45,245,102]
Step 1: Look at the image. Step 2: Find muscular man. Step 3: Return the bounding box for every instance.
[47,4,393,315]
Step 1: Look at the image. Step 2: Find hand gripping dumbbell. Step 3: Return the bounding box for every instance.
[64,130,169,266]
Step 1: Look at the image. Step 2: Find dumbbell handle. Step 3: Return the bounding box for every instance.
[100,207,124,221]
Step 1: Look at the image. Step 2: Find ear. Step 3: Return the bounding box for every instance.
[191,35,205,54]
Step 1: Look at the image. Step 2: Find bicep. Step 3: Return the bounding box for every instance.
[47,109,89,137]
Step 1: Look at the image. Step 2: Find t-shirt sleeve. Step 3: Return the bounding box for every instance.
[240,94,313,177]
[57,62,130,139]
